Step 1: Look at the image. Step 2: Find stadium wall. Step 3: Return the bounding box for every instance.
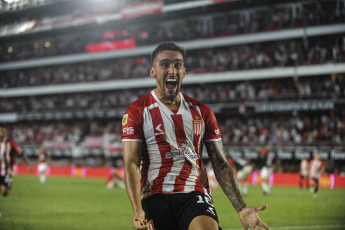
[14,164,345,189]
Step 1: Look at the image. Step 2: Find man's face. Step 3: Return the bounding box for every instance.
[150,50,186,100]
[0,127,7,142]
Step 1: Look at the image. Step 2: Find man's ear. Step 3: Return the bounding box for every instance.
[150,67,156,77]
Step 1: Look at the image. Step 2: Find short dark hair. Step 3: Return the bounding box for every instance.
[151,41,186,66]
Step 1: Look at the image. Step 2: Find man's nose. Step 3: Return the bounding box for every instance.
[167,64,177,75]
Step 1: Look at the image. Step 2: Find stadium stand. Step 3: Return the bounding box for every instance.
[0,0,344,174]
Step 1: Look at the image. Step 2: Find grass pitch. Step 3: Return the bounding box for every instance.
[0,175,344,230]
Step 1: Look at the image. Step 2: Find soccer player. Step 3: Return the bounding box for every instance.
[106,168,125,189]
[299,157,309,190]
[309,154,324,198]
[205,160,218,191]
[258,145,275,196]
[122,42,269,230]
[233,157,253,196]
[37,145,50,184]
[0,126,33,217]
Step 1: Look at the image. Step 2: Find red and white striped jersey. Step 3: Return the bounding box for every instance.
[0,139,22,177]
[309,159,323,179]
[300,159,309,177]
[122,91,221,199]
[38,149,49,164]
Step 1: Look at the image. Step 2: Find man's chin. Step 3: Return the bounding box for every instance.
[164,91,178,100]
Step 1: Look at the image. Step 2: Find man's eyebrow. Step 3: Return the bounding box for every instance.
[159,58,184,63]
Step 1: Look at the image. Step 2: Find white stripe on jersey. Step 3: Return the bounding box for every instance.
[143,102,160,149]
[0,142,5,176]
[0,142,11,177]
[122,139,142,142]
[143,103,162,194]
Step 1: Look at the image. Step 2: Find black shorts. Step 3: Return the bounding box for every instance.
[0,175,13,188]
[142,191,221,230]
[311,177,319,183]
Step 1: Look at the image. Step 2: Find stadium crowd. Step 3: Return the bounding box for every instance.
[1,75,344,113]
[7,110,345,175]
[1,35,344,88]
[0,0,344,62]
[5,110,344,147]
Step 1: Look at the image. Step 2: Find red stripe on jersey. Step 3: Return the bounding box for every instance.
[149,106,173,193]
[171,114,192,192]
[171,114,186,145]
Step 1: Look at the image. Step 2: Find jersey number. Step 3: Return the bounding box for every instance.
[196,195,213,206]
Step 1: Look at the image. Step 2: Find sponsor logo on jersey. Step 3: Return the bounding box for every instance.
[193,117,203,136]
[122,114,128,126]
[123,127,134,135]
[165,148,184,159]
[154,124,165,136]
[165,141,199,160]
[215,129,220,135]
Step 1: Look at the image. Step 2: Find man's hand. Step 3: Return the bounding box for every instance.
[133,212,148,230]
[238,205,269,230]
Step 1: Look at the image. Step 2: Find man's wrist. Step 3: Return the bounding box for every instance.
[237,205,247,213]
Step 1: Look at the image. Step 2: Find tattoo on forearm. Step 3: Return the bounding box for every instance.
[206,141,246,212]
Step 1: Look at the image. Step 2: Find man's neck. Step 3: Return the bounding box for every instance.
[164,99,180,111]
[154,89,181,110]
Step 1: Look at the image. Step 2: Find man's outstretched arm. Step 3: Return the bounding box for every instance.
[21,151,33,172]
[205,140,246,212]
[205,140,269,230]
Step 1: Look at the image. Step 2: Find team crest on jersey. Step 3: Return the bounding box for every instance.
[193,118,203,136]
[122,114,128,126]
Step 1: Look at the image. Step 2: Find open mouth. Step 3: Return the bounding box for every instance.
[165,78,177,91]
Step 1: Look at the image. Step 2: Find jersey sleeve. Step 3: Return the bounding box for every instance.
[202,105,221,142]
[122,102,143,142]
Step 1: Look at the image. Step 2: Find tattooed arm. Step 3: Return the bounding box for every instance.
[205,140,246,212]
[205,140,270,230]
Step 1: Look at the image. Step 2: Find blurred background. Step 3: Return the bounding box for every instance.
[0,0,344,181]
